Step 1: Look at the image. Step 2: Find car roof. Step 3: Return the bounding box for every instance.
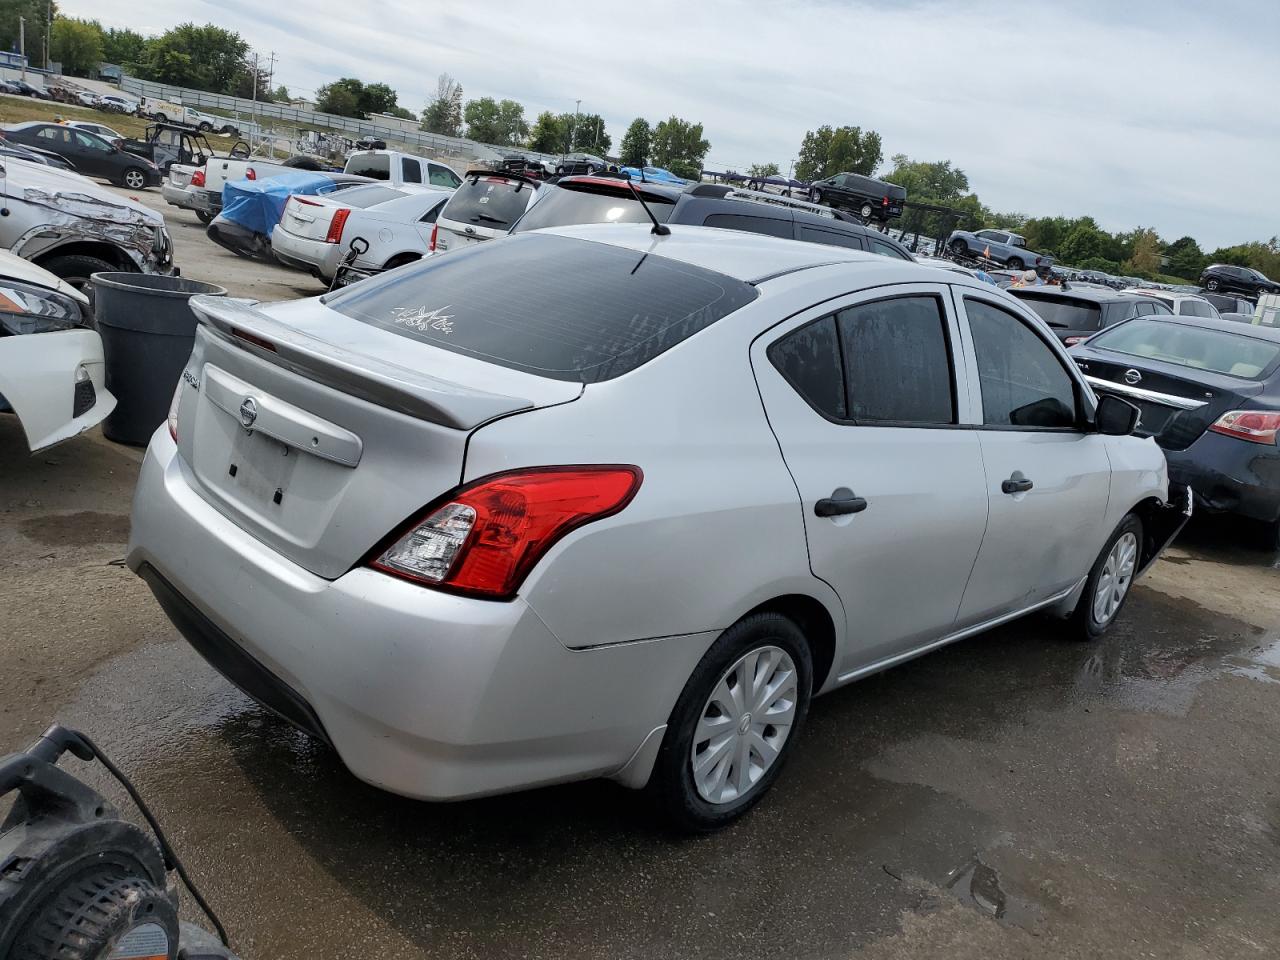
[540,222,877,282]
[1011,285,1145,304]
[1127,313,1280,342]
[1131,287,1207,301]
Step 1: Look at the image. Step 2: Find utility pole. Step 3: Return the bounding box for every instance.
[566,98,580,154]
[44,0,51,70]
[265,50,277,98]
[18,17,25,80]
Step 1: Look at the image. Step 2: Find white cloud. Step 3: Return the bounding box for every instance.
[74,0,1280,249]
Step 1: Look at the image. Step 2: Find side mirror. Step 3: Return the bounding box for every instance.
[1095,394,1141,436]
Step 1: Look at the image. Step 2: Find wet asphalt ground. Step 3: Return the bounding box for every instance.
[4,413,1280,960]
[5,200,1280,957]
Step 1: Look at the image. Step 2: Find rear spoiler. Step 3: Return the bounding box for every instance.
[462,167,541,189]
[189,296,535,430]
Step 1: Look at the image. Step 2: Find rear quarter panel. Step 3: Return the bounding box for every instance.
[462,297,841,651]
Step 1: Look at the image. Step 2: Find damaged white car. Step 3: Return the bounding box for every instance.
[0,157,175,289]
[0,251,115,451]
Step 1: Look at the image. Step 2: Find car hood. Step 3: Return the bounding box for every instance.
[0,248,89,305]
[1,157,164,227]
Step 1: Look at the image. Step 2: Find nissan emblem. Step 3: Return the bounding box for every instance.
[1123,369,1143,386]
[239,396,259,428]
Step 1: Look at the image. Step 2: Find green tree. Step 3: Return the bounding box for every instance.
[421,73,463,137]
[1163,235,1205,280]
[882,154,978,237]
[315,82,359,117]
[101,26,146,66]
[1122,228,1163,278]
[464,97,528,146]
[569,112,610,154]
[385,105,415,120]
[795,125,882,181]
[49,16,101,75]
[361,82,399,115]
[1059,223,1107,265]
[619,117,650,167]
[0,0,55,68]
[748,162,780,178]
[650,116,710,181]
[138,23,249,93]
[315,78,404,118]
[270,84,290,102]
[527,110,567,153]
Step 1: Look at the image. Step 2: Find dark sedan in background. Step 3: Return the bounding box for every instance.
[1010,284,1172,345]
[1,122,161,189]
[1071,316,1280,546]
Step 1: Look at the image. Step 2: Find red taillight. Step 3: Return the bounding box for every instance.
[429,222,438,252]
[293,196,322,206]
[230,327,277,352]
[882,195,889,207]
[190,169,205,187]
[326,208,351,244]
[1209,410,1280,445]
[245,167,256,180]
[371,466,643,599]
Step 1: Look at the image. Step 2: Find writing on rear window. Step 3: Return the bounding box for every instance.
[390,305,455,334]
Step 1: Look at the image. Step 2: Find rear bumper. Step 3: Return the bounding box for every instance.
[1165,432,1280,523]
[127,432,710,799]
[269,225,331,276]
[162,183,217,214]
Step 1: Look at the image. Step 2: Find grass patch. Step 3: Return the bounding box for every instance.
[0,93,153,138]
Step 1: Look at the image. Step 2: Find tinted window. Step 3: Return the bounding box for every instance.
[325,233,758,383]
[768,316,845,419]
[430,165,462,188]
[838,296,953,423]
[967,299,1078,428]
[703,213,792,239]
[401,157,422,183]
[1011,292,1103,331]
[514,186,674,232]
[1180,300,1215,318]
[441,176,535,229]
[332,184,407,209]
[1090,319,1280,379]
[346,154,390,180]
[869,238,912,261]
[798,225,864,250]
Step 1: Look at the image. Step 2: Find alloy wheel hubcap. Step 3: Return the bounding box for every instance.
[126,172,143,187]
[1093,531,1138,625]
[691,645,798,805]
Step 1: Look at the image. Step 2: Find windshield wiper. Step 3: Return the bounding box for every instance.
[470,214,508,225]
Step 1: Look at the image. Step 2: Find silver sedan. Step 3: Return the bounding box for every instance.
[128,224,1185,830]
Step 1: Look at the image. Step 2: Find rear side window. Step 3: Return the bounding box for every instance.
[324,233,758,383]
[838,296,954,423]
[440,176,535,229]
[768,317,846,419]
[869,238,912,261]
[513,186,674,232]
[966,298,1077,428]
[798,225,865,250]
[768,295,954,425]
[1180,300,1215,318]
[333,185,407,209]
[702,213,792,239]
[346,154,391,180]
[401,158,423,183]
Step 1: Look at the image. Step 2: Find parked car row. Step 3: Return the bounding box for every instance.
[1,121,161,189]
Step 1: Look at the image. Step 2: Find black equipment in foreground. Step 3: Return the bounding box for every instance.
[0,725,238,960]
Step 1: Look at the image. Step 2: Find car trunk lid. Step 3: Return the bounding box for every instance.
[279,195,345,242]
[176,296,581,578]
[1076,353,1263,450]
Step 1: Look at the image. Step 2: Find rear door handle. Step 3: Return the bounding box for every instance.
[1001,475,1034,494]
[815,487,868,517]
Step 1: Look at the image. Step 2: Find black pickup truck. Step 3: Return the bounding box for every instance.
[808,172,906,222]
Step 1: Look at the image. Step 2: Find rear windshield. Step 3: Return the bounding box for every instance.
[1090,318,1280,380]
[346,154,391,179]
[1011,292,1103,331]
[440,176,535,229]
[324,233,758,383]
[513,185,674,232]
[332,184,407,209]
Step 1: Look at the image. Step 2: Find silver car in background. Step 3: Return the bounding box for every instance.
[128,225,1186,830]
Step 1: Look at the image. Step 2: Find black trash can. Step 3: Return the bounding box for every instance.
[93,273,227,445]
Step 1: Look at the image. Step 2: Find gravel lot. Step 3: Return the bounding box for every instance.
[3,187,1280,960]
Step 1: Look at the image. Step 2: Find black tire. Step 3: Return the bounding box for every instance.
[810,189,823,205]
[1007,256,1025,271]
[383,253,421,271]
[38,253,119,293]
[197,121,212,132]
[153,112,167,123]
[650,612,813,832]
[195,209,214,224]
[1205,278,1220,292]
[120,166,148,190]
[950,238,967,256]
[1069,513,1144,640]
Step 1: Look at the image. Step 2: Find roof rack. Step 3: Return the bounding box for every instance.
[716,185,845,220]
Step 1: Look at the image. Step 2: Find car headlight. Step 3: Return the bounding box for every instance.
[0,279,86,335]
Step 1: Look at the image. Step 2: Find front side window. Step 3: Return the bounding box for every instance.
[702,213,792,239]
[966,298,1078,429]
[869,238,912,261]
[430,165,462,188]
[73,131,109,152]
[798,225,864,250]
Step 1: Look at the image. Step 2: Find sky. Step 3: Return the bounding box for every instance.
[70,0,1280,250]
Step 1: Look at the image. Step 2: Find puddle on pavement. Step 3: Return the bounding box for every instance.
[1224,636,1280,685]
[20,511,130,546]
[945,855,1043,932]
